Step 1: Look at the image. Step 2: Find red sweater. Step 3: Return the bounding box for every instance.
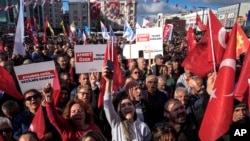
[46,103,100,141]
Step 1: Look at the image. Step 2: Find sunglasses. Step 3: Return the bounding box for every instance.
[0,128,12,135]
[133,71,139,74]
[24,94,41,101]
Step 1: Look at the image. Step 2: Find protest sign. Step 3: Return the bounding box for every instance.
[14,61,56,94]
[74,44,106,73]
[123,27,163,59]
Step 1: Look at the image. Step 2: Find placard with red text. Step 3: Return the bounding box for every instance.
[14,61,56,94]
[74,44,106,73]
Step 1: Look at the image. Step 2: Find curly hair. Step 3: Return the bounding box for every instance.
[62,100,94,124]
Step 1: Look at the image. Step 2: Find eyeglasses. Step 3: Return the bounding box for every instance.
[133,71,139,75]
[0,128,12,135]
[24,94,41,101]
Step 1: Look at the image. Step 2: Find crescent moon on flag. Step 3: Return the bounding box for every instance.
[220,58,235,97]
[219,58,235,71]
[218,27,227,49]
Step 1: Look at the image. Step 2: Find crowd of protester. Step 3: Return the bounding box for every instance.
[0,33,249,141]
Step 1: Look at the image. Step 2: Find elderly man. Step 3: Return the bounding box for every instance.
[142,75,168,129]
[222,101,250,141]
[151,54,164,76]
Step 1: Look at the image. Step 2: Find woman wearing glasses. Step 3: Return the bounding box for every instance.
[13,89,42,140]
[13,89,61,141]
[130,67,140,82]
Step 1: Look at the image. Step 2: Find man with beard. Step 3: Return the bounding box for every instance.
[163,98,199,141]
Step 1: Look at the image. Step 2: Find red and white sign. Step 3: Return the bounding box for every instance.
[74,44,106,73]
[137,34,150,42]
[14,61,56,93]
[133,27,163,59]
[76,52,94,62]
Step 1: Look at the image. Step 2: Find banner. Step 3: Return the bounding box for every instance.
[106,1,120,19]
[163,24,173,41]
[14,61,56,93]
[74,44,106,73]
[90,2,101,19]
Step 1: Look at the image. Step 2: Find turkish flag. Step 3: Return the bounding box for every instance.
[90,2,101,19]
[0,40,3,52]
[186,27,196,53]
[43,16,49,43]
[29,106,46,139]
[0,67,23,100]
[196,13,207,31]
[98,41,124,108]
[234,44,250,108]
[182,31,214,78]
[207,9,227,66]
[235,23,249,57]
[68,66,75,85]
[199,22,237,141]
[53,70,61,106]
[26,18,39,45]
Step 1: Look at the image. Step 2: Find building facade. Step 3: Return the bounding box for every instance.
[68,0,137,32]
[43,2,63,28]
[217,2,250,28]
[0,0,18,32]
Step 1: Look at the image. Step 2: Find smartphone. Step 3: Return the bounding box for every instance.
[138,50,144,58]
[106,60,114,70]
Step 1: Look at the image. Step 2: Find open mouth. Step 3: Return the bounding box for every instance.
[73,115,82,120]
[177,113,186,119]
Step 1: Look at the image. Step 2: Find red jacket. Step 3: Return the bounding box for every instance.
[46,103,100,141]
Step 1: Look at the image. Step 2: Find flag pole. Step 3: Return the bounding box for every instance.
[208,9,217,73]
[88,0,91,32]
[111,36,114,61]
[108,40,110,60]
[129,41,131,59]
[149,50,151,66]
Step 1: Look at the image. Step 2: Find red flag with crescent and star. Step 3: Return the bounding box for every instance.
[207,9,227,66]
[90,2,101,19]
[199,22,237,141]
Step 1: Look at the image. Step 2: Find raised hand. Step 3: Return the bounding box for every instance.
[43,83,53,103]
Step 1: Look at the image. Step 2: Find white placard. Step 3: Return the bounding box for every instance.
[74,44,106,73]
[123,28,163,59]
[14,61,56,94]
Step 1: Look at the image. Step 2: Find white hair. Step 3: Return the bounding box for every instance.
[174,87,188,98]
[0,116,12,128]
